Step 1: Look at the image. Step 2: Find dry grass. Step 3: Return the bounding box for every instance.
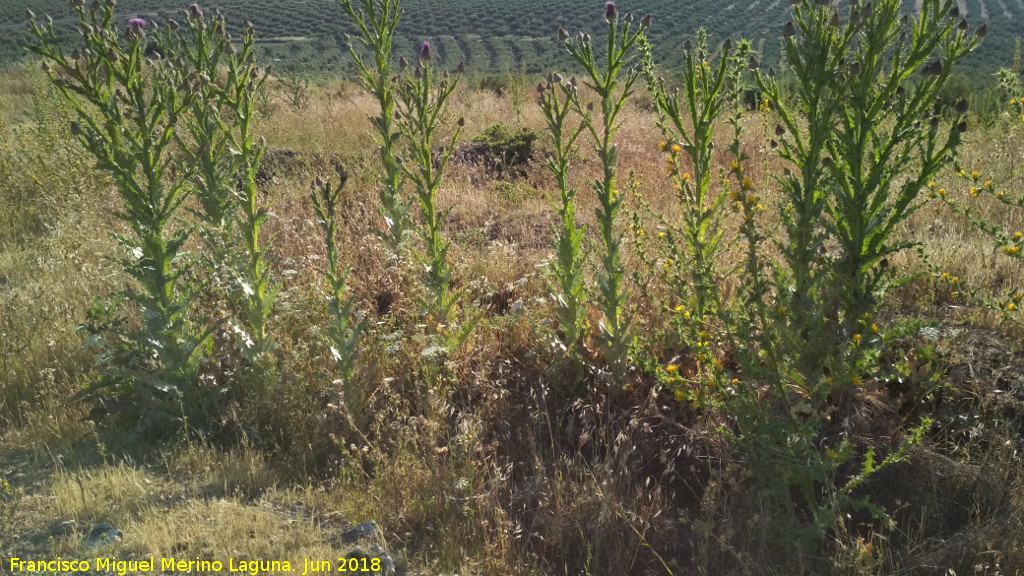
[2,65,1024,576]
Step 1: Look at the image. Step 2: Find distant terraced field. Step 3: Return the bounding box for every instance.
[2,0,1019,80]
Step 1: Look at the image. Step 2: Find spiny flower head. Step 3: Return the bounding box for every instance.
[605,1,618,22]
[188,3,202,19]
[420,41,431,62]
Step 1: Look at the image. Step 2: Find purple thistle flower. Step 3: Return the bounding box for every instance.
[420,41,431,62]
[188,3,203,20]
[128,17,146,29]
[605,1,617,22]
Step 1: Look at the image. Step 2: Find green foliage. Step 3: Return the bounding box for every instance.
[539,73,588,357]
[394,49,465,329]
[27,3,215,406]
[278,69,311,111]
[310,168,367,409]
[340,0,413,255]
[173,9,278,366]
[472,122,538,173]
[559,8,649,376]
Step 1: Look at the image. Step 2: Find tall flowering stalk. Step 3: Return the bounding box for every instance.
[311,169,367,407]
[27,3,212,400]
[539,72,588,356]
[633,31,754,406]
[394,43,466,328]
[171,5,277,363]
[340,0,413,255]
[560,3,648,374]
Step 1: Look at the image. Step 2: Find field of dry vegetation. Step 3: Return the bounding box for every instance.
[3,1,1024,575]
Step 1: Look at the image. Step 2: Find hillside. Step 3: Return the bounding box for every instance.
[1,0,1020,79]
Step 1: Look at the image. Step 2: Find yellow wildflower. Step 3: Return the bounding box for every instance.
[666,364,678,374]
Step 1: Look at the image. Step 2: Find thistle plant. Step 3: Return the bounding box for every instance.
[394,43,465,328]
[538,73,588,356]
[632,31,755,405]
[171,6,278,363]
[559,3,649,373]
[27,3,213,401]
[935,168,1024,322]
[340,0,413,255]
[639,31,750,323]
[311,169,368,408]
[754,0,980,377]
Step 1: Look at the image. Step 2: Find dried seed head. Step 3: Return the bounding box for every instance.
[605,1,617,22]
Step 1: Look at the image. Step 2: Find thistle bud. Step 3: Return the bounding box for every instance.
[641,14,652,28]
[623,12,633,24]
[414,66,423,79]
[107,48,118,62]
[849,61,861,75]
[26,9,35,20]
[557,27,569,41]
[748,56,759,70]
[225,42,236,55]
[723,38,732,51]
[954,99,969,114]
[70,121,81,136]
[315,176,326,188]
[420,41,431,62]
[456,61,465,74]
[582,33,591,44]
[399,56,409,70]
[957,17,968,31]
[605,1,617,22]
[552,72,563,84]
[105,0,115,6]
[457,117,465,127]
[768,66,776,77]
[167,18,179,30]
[975,23,987,38]
[188,3,203,20]
[862,2,873,18]
[955,121,968,133]
[782,20,797,38]
[950,6,959,18]
[41,61,50,72]
[684,39,692,51]
[923,60,943,76]
[71,0,84,7]
[775,124,786,137]
[80,23,93,35]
